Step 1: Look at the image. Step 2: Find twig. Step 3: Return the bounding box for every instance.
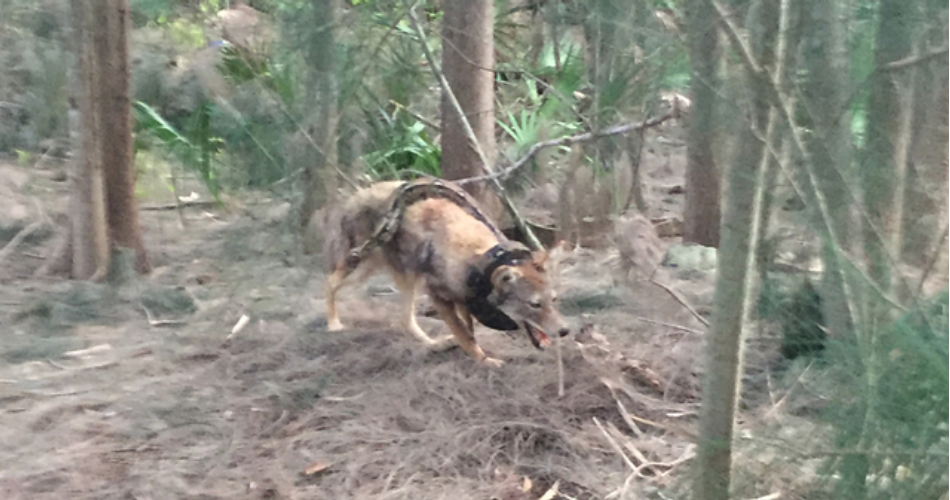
[648,279,710,327]
[765,361,814,419]
[882,45,949,71]
[745,493,781,500]
[456,113,676,186]
[914,223,949,299]
[141,200,219,211]
[556,335,565,398]
[227,314,251,341]
[0,221,44,265]
[538,481,560,500]
[407,5,542,250]
[389,100,440,132]
[614,398,644,438]
[634,316,704,335]
[593,417,638,473]
[140,304,187,327]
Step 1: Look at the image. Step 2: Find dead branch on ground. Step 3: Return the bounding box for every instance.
[0,221,45,266]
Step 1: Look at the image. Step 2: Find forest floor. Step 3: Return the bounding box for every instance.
[0,138,827,500]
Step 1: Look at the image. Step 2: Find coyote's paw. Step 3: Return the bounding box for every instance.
[428,335,458,351]
[327,319,344,332]
[481,356,504,368]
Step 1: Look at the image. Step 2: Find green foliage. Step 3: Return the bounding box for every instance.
[364,109,441,180]
[822,289,949,499]
[218,44,297,107]
[134,100,224,199]
[130,0,176,26]
[498,109,541,158]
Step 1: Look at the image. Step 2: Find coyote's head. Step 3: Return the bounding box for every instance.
[487,250,570,349]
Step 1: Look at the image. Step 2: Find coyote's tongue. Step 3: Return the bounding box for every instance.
[526,323,551,349]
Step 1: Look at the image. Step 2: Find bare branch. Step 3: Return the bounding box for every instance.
[456,112,676,186]
[883,45,949,72]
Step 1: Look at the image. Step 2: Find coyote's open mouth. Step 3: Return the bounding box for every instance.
[524,321,552,350]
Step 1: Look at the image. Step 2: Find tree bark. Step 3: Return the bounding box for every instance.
[862,0,918,291]
[69,0,111,280]
[901,4,948,268]
[440,0,500,218]
[694,1,775,497]
[97,0,150,274]
[299,0,339,231]
[52,0,148,281]
[800,0,854,339]
[684,0,722,248]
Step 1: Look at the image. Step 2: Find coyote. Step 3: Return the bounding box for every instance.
[323,178,570,367]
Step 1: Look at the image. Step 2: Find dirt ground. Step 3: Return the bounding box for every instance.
[0,138,821,500]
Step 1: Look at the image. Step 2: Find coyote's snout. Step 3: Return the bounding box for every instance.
[323,179,570,366]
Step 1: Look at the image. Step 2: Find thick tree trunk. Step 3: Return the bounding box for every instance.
[69,0,111,280]
[51,0,148,281]
[299,0,339,231]
[440,0,499,218]
[684,0,722,248]
[97,0,150,274]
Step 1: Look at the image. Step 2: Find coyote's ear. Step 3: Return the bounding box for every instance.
[491,266,521,289]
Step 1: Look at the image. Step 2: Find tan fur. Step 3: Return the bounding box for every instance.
[323,180,570,367]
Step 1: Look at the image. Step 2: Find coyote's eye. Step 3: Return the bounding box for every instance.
[529,301,542,309]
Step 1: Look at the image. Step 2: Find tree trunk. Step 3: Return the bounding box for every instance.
[299,0,339,231]
[800,0,854,339]
[862,0,918,291]
[69,0,113,280]
[901,5,948,268]
[694,1,775,497]
[440,0,500,218]
[693,92,762,500]
[48,0,149,280]
[97,0,150,274]
[840,0,919,497]
[684,0,722,248]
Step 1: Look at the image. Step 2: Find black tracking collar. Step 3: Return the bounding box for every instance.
[465,244,533,331]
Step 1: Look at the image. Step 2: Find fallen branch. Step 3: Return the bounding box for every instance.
[0,221,45,265]
[593,417,638,473]
[140,304,187,327]
[141,200,219,211]
[648,279,710,327]
[635,316,704,335]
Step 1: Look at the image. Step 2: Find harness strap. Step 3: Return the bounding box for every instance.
[465,243,533,331]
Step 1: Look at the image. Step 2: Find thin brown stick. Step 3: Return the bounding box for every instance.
[0,221,44,265]
[648,279,710,327]
[883,45,949,71]
[593,417,638,473]
[140,200,219,211]
[635,316,704,335]
[456,112,676,186]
